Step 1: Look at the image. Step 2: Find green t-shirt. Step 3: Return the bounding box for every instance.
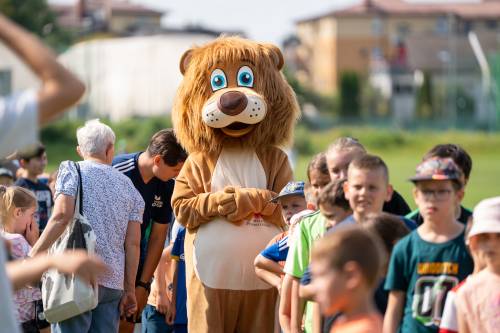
[384,229,473,333]
[284,210,326,333]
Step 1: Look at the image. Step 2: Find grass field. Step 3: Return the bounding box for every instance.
[42,119,499,210]
[293,127,500,210]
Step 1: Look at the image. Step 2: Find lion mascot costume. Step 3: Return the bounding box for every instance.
[171,36,300,333]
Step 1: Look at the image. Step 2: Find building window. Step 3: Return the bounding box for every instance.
[435,16,449,35]
[0,70,11,95]
[372,17,383,36]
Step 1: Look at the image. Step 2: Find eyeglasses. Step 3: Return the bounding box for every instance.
[418,189,453,201]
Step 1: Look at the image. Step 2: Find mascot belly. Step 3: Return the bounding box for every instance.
[171,36,300,333]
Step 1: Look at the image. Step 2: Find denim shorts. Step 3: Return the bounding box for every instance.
[51,286,123,333]
[141,304,187,333]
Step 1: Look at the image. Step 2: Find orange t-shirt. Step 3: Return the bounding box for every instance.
[330,313,383,333]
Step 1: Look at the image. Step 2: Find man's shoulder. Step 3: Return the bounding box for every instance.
[113,152,139,173]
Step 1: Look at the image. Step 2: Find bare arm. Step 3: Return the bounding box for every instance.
[0,14,85,124]
[254,254,283,291]
[155,245,173,315]
[7,250,106,291]
[298,283,315,302]
[291,277,305,333]
[383,291,405,333]
[279,274,294,333]
[120,221,141,317]
[30,194,75,256]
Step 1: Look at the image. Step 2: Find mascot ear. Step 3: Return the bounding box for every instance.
[264,44,284,71]
[180,49,194,75]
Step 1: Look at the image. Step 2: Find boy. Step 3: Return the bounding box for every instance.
[455,197,500,333]
[406,144,473,225]
[254,181,309,291]
[384,158,474,333]
[310,225,386,333]
[170,224,188,333]
[343,154,416,230]
[282,179,352,333]
[14,143,53,232]
[113,129,187,331]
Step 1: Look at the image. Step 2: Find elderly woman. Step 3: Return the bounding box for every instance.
[31,119,144,333]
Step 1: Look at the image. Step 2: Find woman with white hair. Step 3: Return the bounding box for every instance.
[31,119,145,333]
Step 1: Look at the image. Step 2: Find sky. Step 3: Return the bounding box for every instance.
[50,0,481,45]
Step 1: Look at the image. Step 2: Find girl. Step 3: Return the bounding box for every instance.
[0,185,42,333]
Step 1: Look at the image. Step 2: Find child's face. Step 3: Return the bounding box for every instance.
[13,206,37,234]
[311,259,349,316]
[326,149,363,181]
[319,201,351,227]
[309,169,331,200]
[344,167,393,218]
[413,180,463,221]
[471,233,500,271]
[22,153,47,176]
[279,195,307,224]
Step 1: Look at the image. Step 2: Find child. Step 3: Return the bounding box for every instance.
[383,158,474,333]
[325,137,410,216]
[455,197,500,333]
[307,153,331,201]
[0,185,41,331]
[14,143,53,232]
[407,144,473,225]
[310,225,386,333]
[343,154,416,230]
[170,224,188,333]
[0,167,14,186]
[255,181,309,291]
[438,216,486,333]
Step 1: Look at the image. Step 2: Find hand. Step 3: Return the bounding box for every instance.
[119,290,137,318]
[52,250,108,286]
[215,187,237,216]
[156,291,170,315]
[133,285,149,321]
[24,220,39,246]
[165,300,176,326]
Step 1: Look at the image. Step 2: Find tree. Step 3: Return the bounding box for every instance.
[0,0,73,51]
[339,71,361,118]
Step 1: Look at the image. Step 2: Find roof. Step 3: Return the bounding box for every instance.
[110,2,163,16]
[298,0,500,23]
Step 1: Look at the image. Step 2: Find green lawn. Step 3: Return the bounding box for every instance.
[293,127,500,210]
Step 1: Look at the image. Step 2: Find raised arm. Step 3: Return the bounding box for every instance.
[0,14,85,124]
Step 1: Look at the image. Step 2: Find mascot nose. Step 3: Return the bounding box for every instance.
[218,91,248,116]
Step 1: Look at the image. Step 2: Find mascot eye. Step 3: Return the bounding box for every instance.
[210,69,227,91]
[237,66,254,88]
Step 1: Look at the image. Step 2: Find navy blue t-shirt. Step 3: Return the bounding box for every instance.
[171,227,187,325]
[113,153,174,264]
[14,178,53,231]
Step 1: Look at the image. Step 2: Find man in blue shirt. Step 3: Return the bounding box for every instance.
[113,129,187,331]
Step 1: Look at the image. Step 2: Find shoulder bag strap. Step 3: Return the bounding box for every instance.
[74,162,83,216]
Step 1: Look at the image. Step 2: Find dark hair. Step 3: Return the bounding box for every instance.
[423,144,472,180]
[349,154,389,182]
[18,143,46,161]
[147,129,187,166]
[361,213,410,255]
[312,225,385,288]
[307,152,329,182]
[317,179,350,211]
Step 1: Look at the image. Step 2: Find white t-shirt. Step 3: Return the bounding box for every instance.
[0,90,38,159]
[0,237,21,333]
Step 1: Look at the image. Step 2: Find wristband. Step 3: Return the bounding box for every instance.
[136,280,151,293]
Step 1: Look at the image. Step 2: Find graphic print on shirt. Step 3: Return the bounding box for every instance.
[412,262,460,327]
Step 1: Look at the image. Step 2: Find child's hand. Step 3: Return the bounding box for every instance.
[165,300,176,325]
[156,291,170,314]
[25,220,39,246]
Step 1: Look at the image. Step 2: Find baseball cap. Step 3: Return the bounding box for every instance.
[409,157,463,183]
[468,197,500,239]
[0,168,13,179]
[272,181,305,202]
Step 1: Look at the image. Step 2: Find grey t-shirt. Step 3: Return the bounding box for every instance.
[56,160,145,290]
[0,90,38,159]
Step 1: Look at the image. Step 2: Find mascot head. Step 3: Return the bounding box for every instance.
[172,36,300,153]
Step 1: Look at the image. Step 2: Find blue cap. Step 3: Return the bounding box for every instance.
[272,181,305,202]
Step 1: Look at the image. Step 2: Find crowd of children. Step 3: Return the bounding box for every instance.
[2,133,499,333]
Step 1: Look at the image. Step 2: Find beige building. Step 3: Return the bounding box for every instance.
[294,0,500,94]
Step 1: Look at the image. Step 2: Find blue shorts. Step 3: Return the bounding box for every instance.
[141,304,187,333]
